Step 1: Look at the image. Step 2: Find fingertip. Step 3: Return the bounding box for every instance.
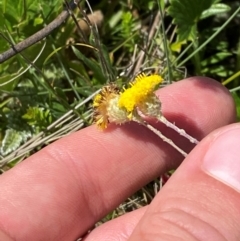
[202,123,240,193]
[83,207,146,241]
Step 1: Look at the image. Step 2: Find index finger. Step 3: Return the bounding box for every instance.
[0,77,235,241]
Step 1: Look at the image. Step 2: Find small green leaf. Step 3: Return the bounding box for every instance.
[109,10,122,29]
[22,106,52,128]
[0,73,19,91]
[168,0,216,42]
[33,17,43,26]
[71,46,106,83]
[201,3,231,20]
[170,40,186,53]
[202,65,232,77]
[1,129,26,156]
[201,52,232,67]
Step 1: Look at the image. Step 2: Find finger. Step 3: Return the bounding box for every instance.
[0,77,235,241]
[83,208,146,241]
[128,124,240,241]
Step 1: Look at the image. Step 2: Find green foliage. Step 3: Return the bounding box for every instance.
[22,106,52,130]
[131,0,157,11]
[201,49,233,77]
[168,0,217,42]
[104,2,142,57]
[0,0,64,93]
[120,11,135,52]
[71,45,106,84]
[200,3,231,19]
[0,0,62,38]
[0,129,31,156]
[166,0,240,80]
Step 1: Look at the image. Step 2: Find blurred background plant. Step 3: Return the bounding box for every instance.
[0,0,240,230]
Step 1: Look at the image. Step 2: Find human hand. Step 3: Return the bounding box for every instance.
[0,77,237,241]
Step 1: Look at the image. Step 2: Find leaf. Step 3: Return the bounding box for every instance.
[98,44,117,82]
[170,40,187,53]
[33,17,44,26]
[71,46,106,84]
[0,129,30,156]
[0,73,20,91]
[202,65,233,78]
[168,0,216,42]
[54,87,70,108]
[22,106,52,128]
[201,52,232,67]
[201,3,231,19]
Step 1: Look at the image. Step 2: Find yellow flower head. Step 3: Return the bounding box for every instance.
[93,73,163,129]
[118,73,163,117]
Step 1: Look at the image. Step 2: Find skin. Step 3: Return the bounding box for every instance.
[0,76,237,241]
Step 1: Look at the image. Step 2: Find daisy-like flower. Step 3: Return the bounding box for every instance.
[118,73,163,119]
[93,74,163,129]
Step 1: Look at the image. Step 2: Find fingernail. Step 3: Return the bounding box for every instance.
[202,125,240,192]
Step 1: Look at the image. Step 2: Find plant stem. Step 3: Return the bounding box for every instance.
[159,116,199,145]
[135,119,188,157]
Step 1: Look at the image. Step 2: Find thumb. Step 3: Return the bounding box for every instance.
[129,123,240,241]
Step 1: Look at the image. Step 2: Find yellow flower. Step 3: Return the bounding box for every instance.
[93,73,163,129]
[118,73,163,117]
